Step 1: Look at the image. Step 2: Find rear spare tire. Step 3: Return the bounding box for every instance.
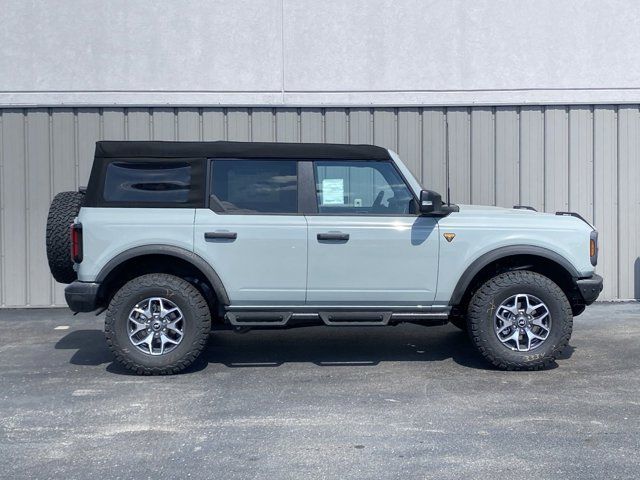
[46,190,84,284]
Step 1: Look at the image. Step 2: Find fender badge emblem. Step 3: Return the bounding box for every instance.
[443,233,456,242]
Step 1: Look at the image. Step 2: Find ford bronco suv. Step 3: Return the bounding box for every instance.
[46,141,603,374]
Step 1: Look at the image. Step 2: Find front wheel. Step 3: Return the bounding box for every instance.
[105,273,211,375]
[467,270,573,370]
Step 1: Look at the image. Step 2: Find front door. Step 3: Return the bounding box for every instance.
[194,159,307,306]
[305,160,439,306]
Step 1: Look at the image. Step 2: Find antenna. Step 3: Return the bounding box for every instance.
[445,114,451,205]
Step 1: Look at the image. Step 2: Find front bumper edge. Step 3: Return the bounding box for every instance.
[576,274,603,305]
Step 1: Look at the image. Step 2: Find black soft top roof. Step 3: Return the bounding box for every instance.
[94,141,390,160]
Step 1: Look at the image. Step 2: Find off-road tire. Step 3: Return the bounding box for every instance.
[105,274,211,375]
[46,190,85,284]
[467,270,572,371]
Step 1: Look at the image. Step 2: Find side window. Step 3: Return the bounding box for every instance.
[314,161,415,215]
[104,162,191,203]
[211,159,298,214]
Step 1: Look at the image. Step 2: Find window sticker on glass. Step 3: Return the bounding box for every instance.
[321,178,345,205]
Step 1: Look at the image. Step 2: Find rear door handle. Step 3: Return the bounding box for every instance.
[317,232,349,241]
[204,231,237,240]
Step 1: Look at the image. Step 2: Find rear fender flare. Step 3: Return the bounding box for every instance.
[96,244,230,305]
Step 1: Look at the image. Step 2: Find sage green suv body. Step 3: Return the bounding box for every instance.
[48,141,602,374]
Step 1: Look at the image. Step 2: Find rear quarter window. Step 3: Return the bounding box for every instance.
[103,162,191,203]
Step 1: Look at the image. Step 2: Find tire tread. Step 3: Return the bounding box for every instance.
[467,270,573,371]
[104,273,211,375]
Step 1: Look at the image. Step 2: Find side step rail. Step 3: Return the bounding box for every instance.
[225,311,292,327]
[224,309,451,327]
[319,311,392,326]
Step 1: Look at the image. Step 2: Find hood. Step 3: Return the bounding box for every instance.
[456,204,540,215]
[450,204,594,230]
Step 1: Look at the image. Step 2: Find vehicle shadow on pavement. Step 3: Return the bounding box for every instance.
[203,326,487,370]
[54,329,132,374]
[55,325,573,374]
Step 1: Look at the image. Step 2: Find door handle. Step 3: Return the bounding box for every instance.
[317,232,349,241]
[204,231,237,240]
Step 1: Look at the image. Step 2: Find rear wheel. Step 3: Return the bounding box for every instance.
[467,270,572,370]
[105,273,211,375]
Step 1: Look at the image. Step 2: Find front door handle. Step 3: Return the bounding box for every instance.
[317,232,349,241]
[204,231,237,240]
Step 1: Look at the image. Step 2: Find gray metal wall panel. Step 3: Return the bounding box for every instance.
[25,109,52,307]
[373,109,397,152]
[1,110,27,306]
[349,109,372,144]
[202,108,225,140]
[324,109,348,144]
[227,108,250,141]
[176,109,200,141]
[51,109,78,305]
[618,106,640,300]
[276,109,299,143]
[495,107,520,208]
[300,109,323,143]
[519,107,545,211]
[397,108,421,179]
[470,108,495,206]
[0,110,3,307]
[127,108,151,140]
[152,108,176,141]
[251,109,275,142]
[422,108,447,194]
[544,107,570,212]
[0,105,638,305]
[102,108,125,140]
[593,106,619,299]
[568,107,594,221]
[447,108,471,204]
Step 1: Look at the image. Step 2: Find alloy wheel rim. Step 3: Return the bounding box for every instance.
[494,293,551,352]
[127,297,184,356]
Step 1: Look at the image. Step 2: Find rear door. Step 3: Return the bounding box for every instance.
[194,159,307,306]
[305,160,439,306]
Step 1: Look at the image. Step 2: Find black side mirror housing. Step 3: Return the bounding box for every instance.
[419,190,459,216]
[419,190,443,214]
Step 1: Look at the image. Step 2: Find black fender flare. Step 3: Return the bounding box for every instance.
[96,244,230,305]
[449,245,580,306]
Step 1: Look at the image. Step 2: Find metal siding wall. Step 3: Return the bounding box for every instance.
[0,106,638,306]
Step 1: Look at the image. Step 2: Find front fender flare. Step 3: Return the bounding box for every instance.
[449,245,580,306]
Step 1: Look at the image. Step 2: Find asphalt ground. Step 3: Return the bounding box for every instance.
[1,303,639,479]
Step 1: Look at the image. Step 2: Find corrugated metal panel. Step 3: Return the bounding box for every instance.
[447,108,471,204]
[422,108,447,194]
[593,106,619,299]
[617,106,639,300]
[470,108,494,206]
[519,107,545,211]
[0,105,638,305]
[495,107,519,208]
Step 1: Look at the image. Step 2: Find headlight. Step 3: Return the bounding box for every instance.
[590,230,598,266]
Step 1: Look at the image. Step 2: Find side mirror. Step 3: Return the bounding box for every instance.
[419,190,443,214]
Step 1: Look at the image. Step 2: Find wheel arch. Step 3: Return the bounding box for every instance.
[450,245,583,315]
[96,245,230,307]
